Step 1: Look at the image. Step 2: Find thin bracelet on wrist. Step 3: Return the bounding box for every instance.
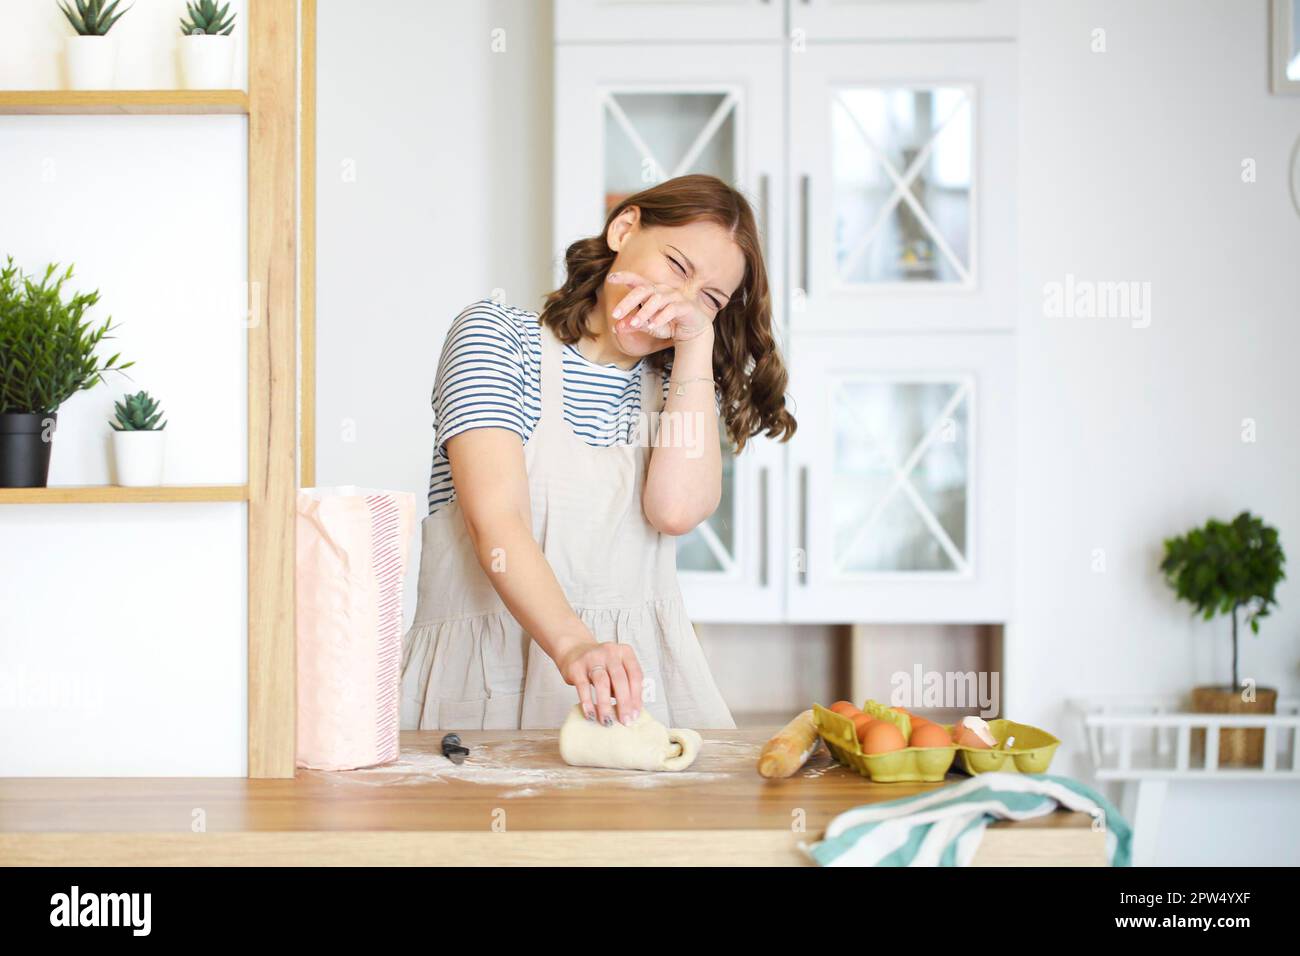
[667,376,714,396]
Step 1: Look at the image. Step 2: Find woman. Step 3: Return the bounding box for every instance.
[399,174,796,732]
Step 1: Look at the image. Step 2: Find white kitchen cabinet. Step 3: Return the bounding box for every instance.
[554,22,1018,625]
[791,0,1019,40]
[554,42,788,620]
[790,41,1017,331]
[556,0,785,43]
[786,332,1015,622]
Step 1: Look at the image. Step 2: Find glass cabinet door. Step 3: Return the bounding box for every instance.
[673,424,737,572]
[790,41,1017,331]
[555,44,786,620]
[830,375,972,576]
[831,86,974,288]
[602,90,738,214]
[556,0,784,42]
[787,332,1014,623]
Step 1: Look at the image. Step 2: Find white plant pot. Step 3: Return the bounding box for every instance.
[179,34,236,90]
[112,430,166,487]
[65,35,118,91]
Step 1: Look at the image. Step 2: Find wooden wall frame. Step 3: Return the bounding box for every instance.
[0,6,300,778]
[247,0,300,778]
[301,0,318,490]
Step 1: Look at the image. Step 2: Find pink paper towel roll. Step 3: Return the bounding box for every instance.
[296,486,418,771]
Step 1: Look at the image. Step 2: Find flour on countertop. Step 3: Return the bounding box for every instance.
[299,736,763,796]
[800,763,834,778]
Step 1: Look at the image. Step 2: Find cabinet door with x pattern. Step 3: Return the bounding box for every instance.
[789,41,1017,332]
[786,331,1014,622]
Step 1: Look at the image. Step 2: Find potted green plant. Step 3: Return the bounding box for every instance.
[58,0,133,91]
[110,390,167,486]
[0,256,134,488]
[1160,511,1287,767]
[178,1,237,90]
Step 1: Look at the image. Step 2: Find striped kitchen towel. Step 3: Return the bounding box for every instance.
[802,772,1132,866]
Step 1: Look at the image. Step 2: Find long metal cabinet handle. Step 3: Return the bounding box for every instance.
[799,173,810,297]
[758,465,769,588]
[798,465,808,586]
[758,173,770,261]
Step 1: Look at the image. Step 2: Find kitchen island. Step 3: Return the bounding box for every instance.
[0,729,1105,866]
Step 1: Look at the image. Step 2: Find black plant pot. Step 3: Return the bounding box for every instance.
[0,412,58,488]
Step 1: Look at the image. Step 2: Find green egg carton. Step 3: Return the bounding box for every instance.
[812,703,956,783]
[944,719,1061,775]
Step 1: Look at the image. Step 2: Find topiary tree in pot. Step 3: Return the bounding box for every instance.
[0,256,134,488]
[1159,511,1287,766]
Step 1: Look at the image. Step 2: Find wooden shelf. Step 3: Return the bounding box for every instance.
[0,90,249,115]
[0,485,249,504]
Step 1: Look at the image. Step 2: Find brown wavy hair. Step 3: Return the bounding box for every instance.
[540,173,796,453]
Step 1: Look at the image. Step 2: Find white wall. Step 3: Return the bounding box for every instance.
[0,508,246,775]
[0,4,249,775]
[1015,0,1300,864]
[314,0,555,623]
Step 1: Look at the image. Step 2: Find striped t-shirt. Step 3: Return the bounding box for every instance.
[427,298,719,514]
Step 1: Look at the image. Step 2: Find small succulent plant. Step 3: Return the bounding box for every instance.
[179,0,236,37]
[111,390,167,431]
[58,0,133,36]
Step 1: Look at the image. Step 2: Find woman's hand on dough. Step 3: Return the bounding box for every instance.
[555,640,644,727]
[607,270,714,344]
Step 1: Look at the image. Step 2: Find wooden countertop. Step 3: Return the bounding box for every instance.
[0,729,1105,866]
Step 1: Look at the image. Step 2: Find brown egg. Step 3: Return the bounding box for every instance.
[909,722,953,749]
[953,720,994,749]
[861,719,907,754]
[830,700,861,718]
[891,706,931,727]
[852,713,875,742]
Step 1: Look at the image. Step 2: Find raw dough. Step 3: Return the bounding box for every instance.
[558,704,703,771]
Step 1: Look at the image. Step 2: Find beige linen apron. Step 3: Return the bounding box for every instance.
[399,314,736,731]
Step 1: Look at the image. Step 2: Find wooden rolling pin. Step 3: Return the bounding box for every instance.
[757,709,822,778]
